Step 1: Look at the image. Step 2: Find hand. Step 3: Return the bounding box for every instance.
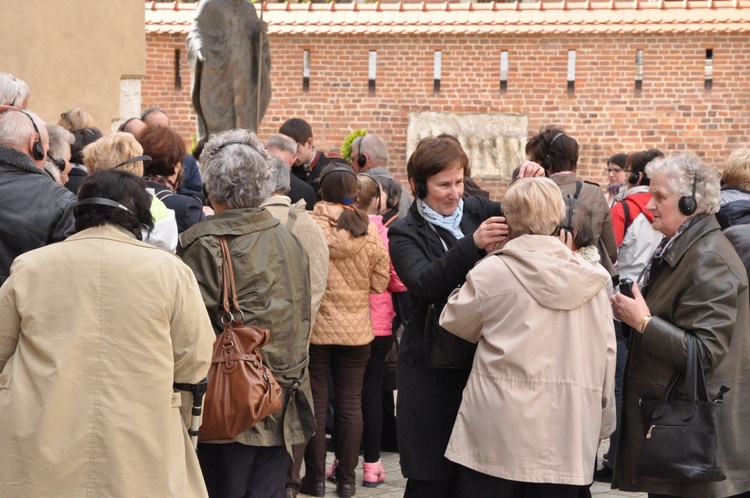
[0,104,16,114]
[558,229,574,249]
[517,160,545,178]
[610,283,650,328]
[473,216,509,251]
[202,206,215,217]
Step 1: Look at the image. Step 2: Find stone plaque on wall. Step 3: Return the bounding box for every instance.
[407,112,528,178]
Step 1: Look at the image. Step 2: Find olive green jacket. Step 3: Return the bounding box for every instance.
[179,208,316,452]
[614,215,750,497]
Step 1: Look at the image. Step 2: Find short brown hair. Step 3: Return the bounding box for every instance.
[525,126,578,174]
[407,136,468,194]
[138,125,186,177]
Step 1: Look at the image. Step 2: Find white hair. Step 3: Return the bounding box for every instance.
[269,156,291,195]
[645,152,721,215]
[200,129,274,209]
[359,134,389,167]
[0,72,17,105]
[265,133,297,155]
[0,109,47,150]
[45,124,74,161]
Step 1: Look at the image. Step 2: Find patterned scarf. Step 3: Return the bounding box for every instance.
[638,214,707,287]
[420,198,465,240]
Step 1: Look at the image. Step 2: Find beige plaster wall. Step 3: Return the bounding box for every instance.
[0,0,145,132]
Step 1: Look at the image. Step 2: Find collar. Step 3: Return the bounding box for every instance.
[260,195,292,208]
[661,215,721,268]
[179,208,279,247]
[549,171,579,185]
[0,144,44,175]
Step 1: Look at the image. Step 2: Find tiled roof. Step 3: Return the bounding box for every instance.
[146,0,750,35]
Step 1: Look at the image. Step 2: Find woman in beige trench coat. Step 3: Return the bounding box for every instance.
[0,170,215,498]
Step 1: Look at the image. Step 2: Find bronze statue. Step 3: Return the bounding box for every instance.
[187,0,272,139]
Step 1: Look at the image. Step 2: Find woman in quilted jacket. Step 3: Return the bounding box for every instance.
[301,165,390,498]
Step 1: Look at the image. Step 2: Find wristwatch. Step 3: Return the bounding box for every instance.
[637,315,652,334]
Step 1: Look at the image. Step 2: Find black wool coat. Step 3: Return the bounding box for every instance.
[388,195,502,481]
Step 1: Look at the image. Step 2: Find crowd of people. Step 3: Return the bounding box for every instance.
[0,72,749,498]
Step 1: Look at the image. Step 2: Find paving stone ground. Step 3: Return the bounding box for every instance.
[300,440,647,497]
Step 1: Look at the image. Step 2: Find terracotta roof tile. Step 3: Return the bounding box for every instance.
[145,0,750,35]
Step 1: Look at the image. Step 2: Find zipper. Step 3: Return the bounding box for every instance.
[646,424,688,439]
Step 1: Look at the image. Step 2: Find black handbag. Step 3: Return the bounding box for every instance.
[637,334,728,483]
[424,303,476,369]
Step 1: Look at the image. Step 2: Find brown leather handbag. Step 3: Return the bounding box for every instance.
[198,236,283,441]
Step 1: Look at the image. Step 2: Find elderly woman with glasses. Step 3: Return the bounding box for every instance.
[611,153,750,498]
[82,132,178,252]
[178,130,316,498]
[439,177,616,498]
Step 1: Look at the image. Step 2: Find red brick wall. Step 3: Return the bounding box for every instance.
[144,31,750,198]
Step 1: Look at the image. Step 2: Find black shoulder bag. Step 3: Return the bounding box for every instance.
[637,333,728,483]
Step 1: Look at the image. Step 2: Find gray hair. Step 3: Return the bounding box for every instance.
[0,72,17,105]
[13,79,30,107]
[200,129,274,209]
[359,134,389,166]
[645,152,721,215]
[265,133,297,155]
[269,156,291,195]
[46,124,74,161]
[563,196,597,249]
[0,109,47,150]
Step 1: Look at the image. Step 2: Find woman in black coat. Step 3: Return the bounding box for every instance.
[388,136,542,498]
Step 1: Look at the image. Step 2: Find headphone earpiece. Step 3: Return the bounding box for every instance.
[678,175,698,216]
[415,180,428,200]
[629,171,640,186]
[356,137,367,169]
[17,110,44,161]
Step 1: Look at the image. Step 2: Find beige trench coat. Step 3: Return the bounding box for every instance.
[440,235,617,486]
[0,225,215,498]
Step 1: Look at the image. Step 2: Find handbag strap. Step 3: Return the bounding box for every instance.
[653,334,710,421]
[219,236,241,318]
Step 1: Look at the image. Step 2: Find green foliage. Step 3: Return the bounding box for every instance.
[341,129,367,163]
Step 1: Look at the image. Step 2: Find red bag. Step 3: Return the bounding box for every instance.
[199,236,282,441]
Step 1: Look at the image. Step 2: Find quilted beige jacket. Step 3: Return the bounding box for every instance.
[311,202,390,345]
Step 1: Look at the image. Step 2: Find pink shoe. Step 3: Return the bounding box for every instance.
[326,458,339,483]
[362,460,386,488]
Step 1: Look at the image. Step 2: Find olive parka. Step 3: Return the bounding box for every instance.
[179,208,316,453]
[614,215,750,497]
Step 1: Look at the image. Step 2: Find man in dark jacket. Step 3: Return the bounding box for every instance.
[279,118,342,188]
[0,107,76,285]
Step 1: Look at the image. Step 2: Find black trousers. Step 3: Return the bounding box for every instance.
[361,335,393,463]
[455,465,591,498]
[198,442,288,498]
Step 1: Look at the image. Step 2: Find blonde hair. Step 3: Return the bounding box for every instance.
[355,174,379,213]
[723,148,750,191]
[58,107,96,131]
[83,132,144,176]
[503,177,564,236]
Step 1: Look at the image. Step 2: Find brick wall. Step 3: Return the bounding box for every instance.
[144,31,750,198]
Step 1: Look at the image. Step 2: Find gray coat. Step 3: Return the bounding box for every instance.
[614,215,750,497]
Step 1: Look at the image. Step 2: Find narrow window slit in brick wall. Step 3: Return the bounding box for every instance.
[567,50,575,95]
[500,50,509,93]
[434,51,442,93]
[368,51,377,94]
[174,49,182,90]
[635,49,644,93]
[303,50,311,92]
[705,49,713,91]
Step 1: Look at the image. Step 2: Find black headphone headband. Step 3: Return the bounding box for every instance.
[115,155,152,169]
[15,109,44,161]
[549,132,565,147]
[319,166,357,187]
[214,140,259,155]
[75,197,133,215]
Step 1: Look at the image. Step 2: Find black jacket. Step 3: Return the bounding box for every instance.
[388,195,502,481]
[0,145,76,285]
[289,174,316,211]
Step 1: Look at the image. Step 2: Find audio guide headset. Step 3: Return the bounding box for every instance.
[17,110,44,161]
[629,169,641,186]
[214,140,259,155]
[678,174,698,216]
[358,173,382,214]
[356,137,367,169]
[74,197,135,217]
[544,132,565,172]
[319,166,358,188]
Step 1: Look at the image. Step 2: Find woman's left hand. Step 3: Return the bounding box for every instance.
[610,283,651,328]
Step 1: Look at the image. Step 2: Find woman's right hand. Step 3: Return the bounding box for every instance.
[473,216,509,251]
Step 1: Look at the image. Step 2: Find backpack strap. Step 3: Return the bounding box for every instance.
[286,202,299,232]
[620,199,631,241]
[573,180,583,200]
[155,189,173,202]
